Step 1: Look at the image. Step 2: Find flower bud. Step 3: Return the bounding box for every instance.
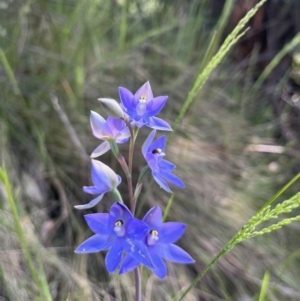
[98,98,124,118]
[91,159,120,188]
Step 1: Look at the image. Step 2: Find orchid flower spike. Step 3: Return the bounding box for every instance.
[142,130,185,193]
[75,202,154,273]
[119,81,172,131]
[74,159,122,210]
[119,206,194,279]
[90,111,130,158]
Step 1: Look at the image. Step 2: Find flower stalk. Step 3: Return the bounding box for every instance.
[111,188,123,203]
[126,120,142,301]
[134,268,142,301]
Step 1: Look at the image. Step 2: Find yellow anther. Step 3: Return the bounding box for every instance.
[115,220,123,227]
[150,229,159,236]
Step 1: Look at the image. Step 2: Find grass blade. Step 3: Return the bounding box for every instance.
[172,0,268,135]
[0,167,52,301]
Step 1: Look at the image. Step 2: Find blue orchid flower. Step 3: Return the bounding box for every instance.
[142,130,185,193]
[118,81,172,131]
[119,206,194,279]
[74,159,122,210]
[90,111,130,158]
[75,202,154,273]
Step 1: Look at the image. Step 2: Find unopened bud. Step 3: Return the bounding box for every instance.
[98,98,124,118]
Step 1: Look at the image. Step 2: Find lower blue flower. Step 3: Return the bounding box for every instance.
[75,202,154,273]
[119,206,194,279]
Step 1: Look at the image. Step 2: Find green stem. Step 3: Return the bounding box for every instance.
[128,126,138,177]
[175,236,237,301]
[109,139,119,160]
[111,188,124,203]
[122,120,141,301]
[134,267,142,301]
[118,0,129,52]
[163,194,174,222]
[117,154,134,210]
[133,165,151,203]
[0,47,21,95]
[123,118,137,213]
[133,182,143,203]
[257,172,300,215]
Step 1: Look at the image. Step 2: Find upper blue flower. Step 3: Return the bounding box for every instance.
[90,111,130,158]
[142,130,185,193]
[75,202,154,273]
[74,159,122,210]
[118,81,172,131]
[119,206,194,279]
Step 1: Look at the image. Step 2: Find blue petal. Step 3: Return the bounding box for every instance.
[149,136,166,153]
[159,222,185,244]
[160,170,185,189]
[126,218,149,240]
[156,244,195,264]
[142,206,162,229]
[119,255,139,275]
[159,159,176,172]
[84,213,113,235]
[110,202,133,224]
[145,153,158,171]
[116,136,130,144]
[152,171,172,193]
[90,111,107,139]
[105,239,124,273]
[142,130,156,157]
[123,239,153,269]
[150,252,167,279]
[145,96,168,118]
[148,117,172,131]
[115,127,130,144]
[74,193,104,209]
[90,160,112,191]
[134,118,146,128]
[107,117,130,140]
[75,234,113,253]
[134,81,153,103]
[106,116,125,134]
[82,185,102,195]
[119,87,135,115]
[90,141,111,158]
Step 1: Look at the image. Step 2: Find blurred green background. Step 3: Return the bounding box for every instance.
[1,0,300,300]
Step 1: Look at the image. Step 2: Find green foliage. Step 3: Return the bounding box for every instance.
[0,167,52,301]
[253,31,300,91]
[237,192,300,243]
[176,173,300,301]
[172,0,268,134]
[258,271,270,301]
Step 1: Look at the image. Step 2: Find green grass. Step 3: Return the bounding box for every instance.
[1,0,300,300]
